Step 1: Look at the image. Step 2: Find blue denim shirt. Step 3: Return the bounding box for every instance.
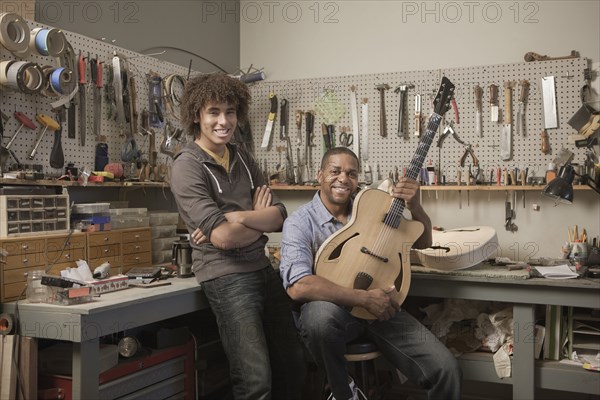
[279,191,350,290]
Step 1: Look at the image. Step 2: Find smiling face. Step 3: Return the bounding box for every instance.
[317,152,359,215]
[196,101,237,154]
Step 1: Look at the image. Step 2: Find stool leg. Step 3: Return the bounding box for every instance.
[361,361,369,397]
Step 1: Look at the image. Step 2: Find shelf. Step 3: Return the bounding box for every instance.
[0,178,169,188]
[267,184,593,192]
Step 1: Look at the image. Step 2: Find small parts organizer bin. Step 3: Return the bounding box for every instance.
[0,194,69,237]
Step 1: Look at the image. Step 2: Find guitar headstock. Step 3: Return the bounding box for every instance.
[433,77,455,116]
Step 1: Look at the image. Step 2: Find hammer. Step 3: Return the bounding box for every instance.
[394,83,414,138]
[375,83,390,137]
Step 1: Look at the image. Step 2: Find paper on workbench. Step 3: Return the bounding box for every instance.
[534,264,578,279]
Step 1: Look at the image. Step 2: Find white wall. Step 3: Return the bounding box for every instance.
[242,0,600,260]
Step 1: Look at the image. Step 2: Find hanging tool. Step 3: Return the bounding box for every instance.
[5,112,36,149]
[393,83,412,138]
[295,110,303,145]
[279,99,289,140]
[501,81,515,161]
[516,80,529,136]
[489,84,499,123]
[375,83,390,137]
[541,76,558,129]
[451,98,459,124]
[78,50,87,146]
[304,111,316,182]
[50,110,65,169]
[505,191,518,232]
[90,55,103,139]
[414,93,422,137]
[29,114,60,160]
[314,89,345,133]
[474,85,483,137]
[321,123,335,150]
[540,130,550,154]
[360,98,371,181]
[339,127,353,147]
[147,73,164,128]
[349,86,360,158]
[524,50,579,62]
[261,93,277,148]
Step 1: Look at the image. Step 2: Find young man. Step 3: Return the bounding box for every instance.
[279,147,461,400]
[170,73,305,400]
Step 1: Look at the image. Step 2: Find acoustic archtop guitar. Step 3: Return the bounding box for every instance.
[314,77,455,320]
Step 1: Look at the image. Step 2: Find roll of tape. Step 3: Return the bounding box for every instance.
[0,12,30,54]
[6,61,45,94]
[0,313,15,335]
[34,28,66,57]
[0,60,16,86]
[41,65,58,97]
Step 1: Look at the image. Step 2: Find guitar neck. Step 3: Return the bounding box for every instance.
[406,113,442,181]
[386,112,442,228]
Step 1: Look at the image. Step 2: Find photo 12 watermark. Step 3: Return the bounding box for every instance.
[400,1,540,24]
[200,1,341,24]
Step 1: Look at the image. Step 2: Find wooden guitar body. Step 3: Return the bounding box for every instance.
[315,188,424,320]
[411,226,498,271]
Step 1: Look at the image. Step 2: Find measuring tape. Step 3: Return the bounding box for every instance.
[0,313,15,335]
[1,60,45,94]
[0,12,30,55]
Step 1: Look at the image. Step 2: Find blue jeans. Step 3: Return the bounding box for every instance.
[298,301,462,400]
[202,267,306,400]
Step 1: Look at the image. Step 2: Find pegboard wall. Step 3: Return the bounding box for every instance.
[248,58,589,184]
[1,18,189,176]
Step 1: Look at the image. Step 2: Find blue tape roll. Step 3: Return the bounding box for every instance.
[35,28,50,56]
[50,67,66,94]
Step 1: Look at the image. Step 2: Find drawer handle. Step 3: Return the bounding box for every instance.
[135,235,140,239]
[104,249,109,253]
[65,254,70,259]
[135,245,140,250]
[23,258,28,263]
[22,245,28,250]
[103,237,109,241]
[135,257,140,261]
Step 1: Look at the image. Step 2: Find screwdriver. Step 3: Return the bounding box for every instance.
[29,114,60,160]
[6,112,37,149]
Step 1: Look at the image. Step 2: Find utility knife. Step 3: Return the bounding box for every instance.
[260,93,277,148]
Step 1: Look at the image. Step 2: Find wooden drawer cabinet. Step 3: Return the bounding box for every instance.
[0,233,85,303]
[1,229,152,302]
[86,228,152,274]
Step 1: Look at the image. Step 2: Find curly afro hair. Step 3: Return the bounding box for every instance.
[180,73,251,138]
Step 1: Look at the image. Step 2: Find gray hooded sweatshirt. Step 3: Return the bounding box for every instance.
[170,142,286,283]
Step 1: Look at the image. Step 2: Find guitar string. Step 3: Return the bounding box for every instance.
[371,114,442,263]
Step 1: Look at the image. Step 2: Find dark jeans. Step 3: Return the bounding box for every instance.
[202,267,306,400]
[298,301,462,400]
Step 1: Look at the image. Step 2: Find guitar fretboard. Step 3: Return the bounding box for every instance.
[384,113,442,229]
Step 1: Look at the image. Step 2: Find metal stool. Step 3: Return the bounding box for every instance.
[344,339,382,397]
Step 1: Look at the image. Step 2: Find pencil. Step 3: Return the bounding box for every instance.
[568,228,572,242]
[574,225,578,241]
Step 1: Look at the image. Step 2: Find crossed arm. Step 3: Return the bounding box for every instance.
[191,185,280,249]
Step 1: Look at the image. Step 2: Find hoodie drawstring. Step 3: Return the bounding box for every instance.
[202,164,223,193]
[237,153,255,189]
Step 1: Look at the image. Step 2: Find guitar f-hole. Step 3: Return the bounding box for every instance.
[394,252,403,290]
[327,233,360,260]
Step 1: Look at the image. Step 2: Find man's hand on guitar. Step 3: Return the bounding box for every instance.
[392,177,422,210]
[363,286,400,321]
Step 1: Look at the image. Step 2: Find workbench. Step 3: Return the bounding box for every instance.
[1,278,206,400]
[1,273,599,399]
[409,273,600,399]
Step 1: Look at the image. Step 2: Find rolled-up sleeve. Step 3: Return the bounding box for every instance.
[279,217,315,290]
